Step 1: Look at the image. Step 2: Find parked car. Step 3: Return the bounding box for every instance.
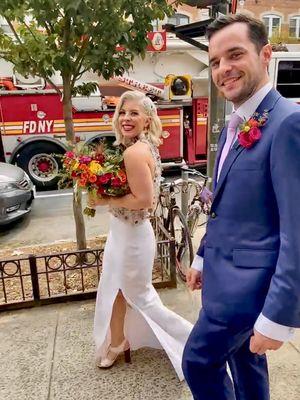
[0,162,34,226]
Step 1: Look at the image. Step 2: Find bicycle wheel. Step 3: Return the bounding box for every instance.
[170,208,194,282]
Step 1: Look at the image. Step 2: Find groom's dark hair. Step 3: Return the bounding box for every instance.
[206,14,268,54]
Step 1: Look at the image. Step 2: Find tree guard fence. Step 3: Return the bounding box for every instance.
[0,219,176,312]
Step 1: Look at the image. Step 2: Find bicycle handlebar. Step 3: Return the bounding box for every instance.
[181,166,208,180]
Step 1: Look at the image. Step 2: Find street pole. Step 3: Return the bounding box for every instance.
[206,3,226,189]
[206,74,225,189]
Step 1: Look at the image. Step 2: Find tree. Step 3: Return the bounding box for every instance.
[0,0,173,251]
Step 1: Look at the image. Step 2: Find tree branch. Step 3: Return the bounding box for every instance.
[4,18,23,46]
[43,20,53,36]
[44,76,62,95]
[4,17,60,95]
[23,21,40,43]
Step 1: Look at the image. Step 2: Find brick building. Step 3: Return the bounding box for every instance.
[169,1,300,41]
[237,0,300,39]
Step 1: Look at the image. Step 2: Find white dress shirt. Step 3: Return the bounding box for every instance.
[191,82,295,342]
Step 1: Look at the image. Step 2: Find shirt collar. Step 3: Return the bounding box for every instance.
[234,82,273,121]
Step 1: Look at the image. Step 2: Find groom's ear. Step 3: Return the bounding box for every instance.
[260,44,272,66]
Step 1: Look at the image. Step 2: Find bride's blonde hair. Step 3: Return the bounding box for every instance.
[112,90,163,147]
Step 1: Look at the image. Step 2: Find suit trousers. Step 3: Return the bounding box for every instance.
[182,310,270,400]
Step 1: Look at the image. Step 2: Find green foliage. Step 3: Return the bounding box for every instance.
[0,0,173,92]
[270,26,300,45]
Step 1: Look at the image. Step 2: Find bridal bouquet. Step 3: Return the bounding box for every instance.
[58,142,129,217]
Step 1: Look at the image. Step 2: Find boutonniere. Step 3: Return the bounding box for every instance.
[238,110,269,149]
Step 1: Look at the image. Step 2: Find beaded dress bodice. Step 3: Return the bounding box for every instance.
[109,137,161,225]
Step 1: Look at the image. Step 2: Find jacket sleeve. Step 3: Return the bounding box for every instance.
[262,110,300,327]
[196,233,207,258]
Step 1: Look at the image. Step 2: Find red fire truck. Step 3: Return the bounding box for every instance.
[0,75,208,190]
[0,50,299,190]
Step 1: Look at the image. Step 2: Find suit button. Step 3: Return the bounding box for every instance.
[211,211,217,219]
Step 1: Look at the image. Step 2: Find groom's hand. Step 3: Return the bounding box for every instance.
[186,268,202,291]
[250,329,283,355]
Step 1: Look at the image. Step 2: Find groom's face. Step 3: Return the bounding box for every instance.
[209,22,272,107]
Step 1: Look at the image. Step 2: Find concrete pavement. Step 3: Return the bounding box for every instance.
[0,283,299,400]
[1,219,300,399]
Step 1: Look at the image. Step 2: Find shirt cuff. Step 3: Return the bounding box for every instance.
[254,313,295,342]
[191,255,204,272]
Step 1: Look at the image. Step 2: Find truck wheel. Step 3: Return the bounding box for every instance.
[15,143,65,191]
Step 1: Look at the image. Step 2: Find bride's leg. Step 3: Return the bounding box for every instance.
[110,290,127,346]
[98,290,131,368]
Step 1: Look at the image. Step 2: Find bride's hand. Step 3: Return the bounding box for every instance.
[87,193,110,207]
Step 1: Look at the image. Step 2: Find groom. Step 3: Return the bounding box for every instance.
[182,14,300,400]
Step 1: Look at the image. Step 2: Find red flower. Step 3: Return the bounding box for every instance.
[65,151,75,159]
[95,154,105,163]
[238,111,268,149]
[238,132,254,149]
[249,126,262,141]
[97,186,106,195]
[97,173,112,184]
[111,177,122,187]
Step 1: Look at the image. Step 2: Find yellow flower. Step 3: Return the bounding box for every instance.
[89,160,103,174]
[244,125,251,133]
[72,160,80,170]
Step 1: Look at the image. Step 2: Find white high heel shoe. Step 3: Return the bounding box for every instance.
[98,339,131,368]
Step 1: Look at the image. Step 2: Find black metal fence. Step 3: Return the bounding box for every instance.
[0,220,176,311]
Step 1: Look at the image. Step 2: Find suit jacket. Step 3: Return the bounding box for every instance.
[197,89,300,328]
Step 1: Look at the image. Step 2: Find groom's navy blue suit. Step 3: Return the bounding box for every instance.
[182,89,300,400]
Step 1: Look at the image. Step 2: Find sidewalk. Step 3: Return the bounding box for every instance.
[1,221,300,400]
[0,282,299,400]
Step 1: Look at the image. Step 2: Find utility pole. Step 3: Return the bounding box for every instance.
[167,1,237,187]
[206,2,227,188]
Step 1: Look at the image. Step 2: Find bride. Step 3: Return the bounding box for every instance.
[88,90,193,381]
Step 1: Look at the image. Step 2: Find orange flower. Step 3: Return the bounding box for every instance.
[248,118,259,127]
[80,172,89,180]
[89,174,97,183]
[117,170,127,184]
[79,164,89,172]
[79,178,87,187]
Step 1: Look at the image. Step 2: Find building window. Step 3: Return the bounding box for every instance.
[167,13,190,26]
[289,16,300,38]
[262,14,281,37]
[276,60,300,99]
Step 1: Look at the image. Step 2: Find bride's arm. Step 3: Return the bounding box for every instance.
[110,144,153,209]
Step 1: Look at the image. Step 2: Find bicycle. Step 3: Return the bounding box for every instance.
[155,167,211,282]
[180,166,211,238]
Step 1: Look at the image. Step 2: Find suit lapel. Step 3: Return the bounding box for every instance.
[212,89,281,204]
[213,145,245,200]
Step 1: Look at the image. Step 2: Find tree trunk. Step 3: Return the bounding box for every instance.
[62,74,87,251]
[73,183,87,251]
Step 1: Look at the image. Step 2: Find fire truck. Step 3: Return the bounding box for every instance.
[0,48,299,190]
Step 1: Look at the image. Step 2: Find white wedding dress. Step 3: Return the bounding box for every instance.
[93,138,193,381]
